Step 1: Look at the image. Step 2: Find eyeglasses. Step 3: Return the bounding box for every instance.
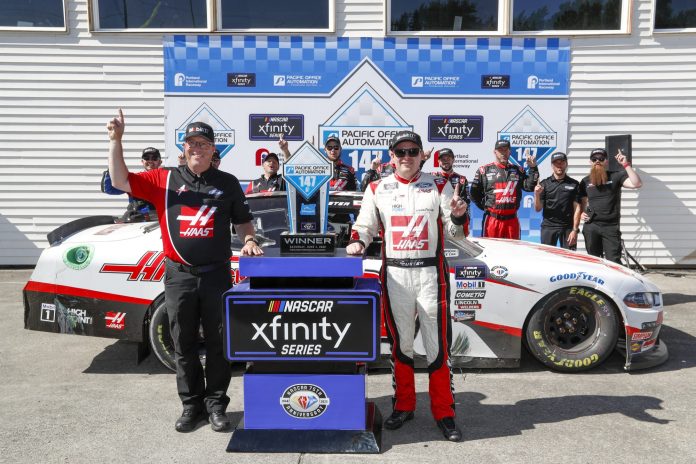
[142,156,160,161]
[187,140,213,149]
[393,148,421,158]
[325,145,340,151]
[591,156,607,163]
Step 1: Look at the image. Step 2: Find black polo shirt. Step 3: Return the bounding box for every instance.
[539,175,580,227]
[579,170,629,225]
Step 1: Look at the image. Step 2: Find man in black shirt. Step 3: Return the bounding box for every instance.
[245,152,286,193]
[579,148,642,263]
[534,152,581,249]
[107,110,263,433]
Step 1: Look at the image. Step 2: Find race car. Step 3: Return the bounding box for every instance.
[23,191,668,373]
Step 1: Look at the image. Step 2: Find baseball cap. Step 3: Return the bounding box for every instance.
[184,121,215,143]
[212,149,221,160]
[141,147,161,159]
[590,148,607,159]
[494,139,511,150]
[264,152,280,163]
[551,152,567,162]
[389,130,423,150]
[438,148,455,158]
[324,135,341,146]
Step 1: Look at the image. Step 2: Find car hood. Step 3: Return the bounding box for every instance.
[59,221,159,244]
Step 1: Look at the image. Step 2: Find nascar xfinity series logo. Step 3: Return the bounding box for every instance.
[280,384,330,418]
[391,215,429,251]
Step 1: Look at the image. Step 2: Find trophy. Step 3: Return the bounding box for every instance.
[281,142,335,255]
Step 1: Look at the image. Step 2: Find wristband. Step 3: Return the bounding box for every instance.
[245,237,259,245]
[622,162,630,168]
[573,228,580,233]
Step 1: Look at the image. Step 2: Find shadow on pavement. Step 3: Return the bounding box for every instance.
[83,340,171,374]
[374,391,669,449]
[662,292,696,305]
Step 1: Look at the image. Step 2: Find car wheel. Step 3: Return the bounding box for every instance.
[525,287,619,372]
[148,299,207,373]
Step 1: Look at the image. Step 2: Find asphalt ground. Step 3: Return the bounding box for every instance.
[1,269,695,464]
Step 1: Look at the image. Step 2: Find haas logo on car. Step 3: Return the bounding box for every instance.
[178,205,216,238]
[100,251,165,281]
[391,215,429,251]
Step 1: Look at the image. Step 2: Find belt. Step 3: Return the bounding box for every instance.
[385,257,438,268]
[486,211,517,220]
[166,258,228,276]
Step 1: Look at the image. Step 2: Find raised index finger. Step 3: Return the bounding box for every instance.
[118,108,124,124]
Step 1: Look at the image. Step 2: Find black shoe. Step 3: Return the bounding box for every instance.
[175,408,204,433]
[436,416,462,442]
[209,411,231,432]
[384,410,414,430]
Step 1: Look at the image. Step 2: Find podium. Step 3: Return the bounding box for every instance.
[223,249,382,453]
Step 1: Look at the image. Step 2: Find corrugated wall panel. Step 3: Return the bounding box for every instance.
[1,0,695,266]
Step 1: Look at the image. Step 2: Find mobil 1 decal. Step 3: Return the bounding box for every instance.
[225,294,377,361]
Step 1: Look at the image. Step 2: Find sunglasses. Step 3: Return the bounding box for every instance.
[325,145,340,151]
[187,140,213,149]
[591,156,607,162]
[142,155,160,161]
[393,147,421,158]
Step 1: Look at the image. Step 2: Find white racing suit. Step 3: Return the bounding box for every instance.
[350,172,466,420]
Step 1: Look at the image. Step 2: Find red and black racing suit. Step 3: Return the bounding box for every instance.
[469,162,538,239]
[245,173,286,194]
[330,160,357,191]
[129,165,253,414]
[350,172,466,421]
[433,170,470,236]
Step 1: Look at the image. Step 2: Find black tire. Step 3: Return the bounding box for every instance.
[148,299,176,372]
[525,287,619,372]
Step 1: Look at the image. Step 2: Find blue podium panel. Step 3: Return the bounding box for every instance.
[224,278,381,362]
[239,249,363,277]
[244,373,366,430]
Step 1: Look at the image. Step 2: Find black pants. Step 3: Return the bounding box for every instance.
[582,222,622,264]
[540,225,576,250]
[164,259,232,413]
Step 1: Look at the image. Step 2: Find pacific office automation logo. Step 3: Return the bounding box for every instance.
[391,215,429,251]
[411,76,424,87]
[177,205,216,238]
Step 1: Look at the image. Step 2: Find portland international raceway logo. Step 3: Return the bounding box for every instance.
[497,105,557,168]
[175,103,235,159]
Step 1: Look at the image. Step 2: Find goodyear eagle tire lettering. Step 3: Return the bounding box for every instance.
[525,287,618,372]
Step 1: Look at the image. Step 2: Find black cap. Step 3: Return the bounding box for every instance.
[264,152,280,163]
[324,135,341,146]
[184,122,215,143]
[494,139,511,149]
[550,151,567,162]
[212,149,220,160]
[590,148,607,159]
[390,130,423,150]
[438,148,455,158]
[141,147,161,159]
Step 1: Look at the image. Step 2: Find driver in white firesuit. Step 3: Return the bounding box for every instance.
[346,130,468,442]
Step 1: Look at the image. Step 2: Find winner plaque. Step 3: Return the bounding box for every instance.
[282,142,335,254]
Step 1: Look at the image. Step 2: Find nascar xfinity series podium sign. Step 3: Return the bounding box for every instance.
[164,36,570,241]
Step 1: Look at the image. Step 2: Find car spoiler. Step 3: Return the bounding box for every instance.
[47,216,116,245]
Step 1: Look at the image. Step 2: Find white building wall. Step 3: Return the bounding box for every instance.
[0,0,694,266]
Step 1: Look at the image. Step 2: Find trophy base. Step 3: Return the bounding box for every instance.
[280,232,336,255]
[226,402,382,454]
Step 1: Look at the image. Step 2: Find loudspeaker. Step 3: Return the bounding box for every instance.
[605,134,632,171]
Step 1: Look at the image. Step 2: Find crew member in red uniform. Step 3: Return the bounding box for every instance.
[347,130,468,442]
[106,110,263,433]
[245,152,286,193]
[432,148,470,236]
[469,139,538,239]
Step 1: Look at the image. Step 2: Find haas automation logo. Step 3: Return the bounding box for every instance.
[177,205,216,238]
[391,215,429,251]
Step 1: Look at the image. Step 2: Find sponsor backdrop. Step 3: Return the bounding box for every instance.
[164,36,570,241]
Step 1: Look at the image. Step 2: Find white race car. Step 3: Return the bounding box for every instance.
[23,192,667,372]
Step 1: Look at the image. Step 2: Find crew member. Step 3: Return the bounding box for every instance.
[101,146,161,222]
[347,130,468,442]
[534,152,581,249]
[106,110,263,433]
[470,139,538,239]
[211,149,221,169]
[579,148,642,263]
[245,152,286,193]
[432,148,470,235]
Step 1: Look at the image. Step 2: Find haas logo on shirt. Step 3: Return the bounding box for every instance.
[494,181,518,204]
[391,215,429,251]
[177,205,216,238]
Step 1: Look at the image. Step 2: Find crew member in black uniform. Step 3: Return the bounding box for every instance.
[470,139,538,239]
[579,148,642,263]
[534,152,581,249]
[245,152,286,193]
[106,110,263,433]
